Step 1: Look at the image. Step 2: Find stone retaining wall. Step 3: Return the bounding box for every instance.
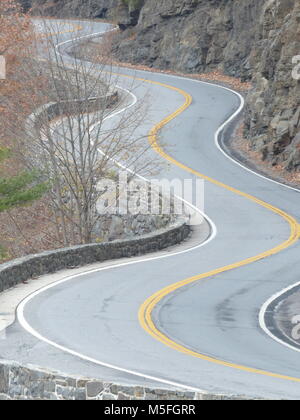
[0,360,248,400]
[0,85,192,293]
[26,89,118,133]
[0,219,190,293]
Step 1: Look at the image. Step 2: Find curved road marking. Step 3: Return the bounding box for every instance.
[215,128,300,193]
[19,21,300,387]
[33,19,83,38]
[259,281,300,354]
[16,269,204,393]
[151,71,300,193]
[89,86,209,232]
[137,81,300,382]
[55,26,118,52]
[56,18,300,360]
[56,24,300,363]
[56,20,300,193]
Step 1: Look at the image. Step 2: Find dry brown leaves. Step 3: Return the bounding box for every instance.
[108,60,252,92]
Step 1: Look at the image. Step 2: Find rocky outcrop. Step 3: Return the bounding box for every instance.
[27,0,143,27]
[112,0,299,171]
[26,0,120,19]
[22,0,300,172]
[244,0,300,171]
[113,0,264,78]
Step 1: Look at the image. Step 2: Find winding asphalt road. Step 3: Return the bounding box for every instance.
[3,19,300,399]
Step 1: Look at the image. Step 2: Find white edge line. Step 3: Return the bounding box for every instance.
[213,85,300,352]
[164,66,300,353]
[259,282,300,354]
[54,25,118,51]
[89,85,206,227]
[17,272,204,393]
[214,94,300,194]
[148,73,300,193]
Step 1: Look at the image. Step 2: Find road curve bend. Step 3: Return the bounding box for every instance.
[10,19,300,399]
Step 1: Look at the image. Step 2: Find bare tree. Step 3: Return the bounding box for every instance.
[3,17,162,246]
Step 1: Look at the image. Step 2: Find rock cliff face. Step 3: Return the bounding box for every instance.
[245,0,300,171]
[23,0,300,172]
[114,0,264,78]
[25,0,120,19]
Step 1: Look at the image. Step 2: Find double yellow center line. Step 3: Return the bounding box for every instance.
[136,78,300,383]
